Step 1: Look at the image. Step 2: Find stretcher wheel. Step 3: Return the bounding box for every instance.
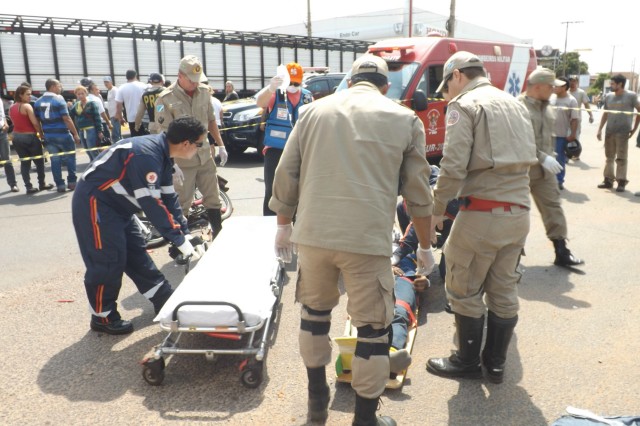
[240,364,263,388]
[142,358,165,386]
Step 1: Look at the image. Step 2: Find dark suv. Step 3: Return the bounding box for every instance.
[220,72,346,158]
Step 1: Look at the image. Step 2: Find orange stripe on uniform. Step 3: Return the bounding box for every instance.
[96,284,104,318]
[90,196,102,250]
[156,198,181,229]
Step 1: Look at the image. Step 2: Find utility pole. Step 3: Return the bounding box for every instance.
[447,0,456,37]
[561,20,582,76]
[306,0,312,38]
[610,45,617,75]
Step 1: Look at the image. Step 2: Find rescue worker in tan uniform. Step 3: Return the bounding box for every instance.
[426,52,537,384]
[155,55,228,238]
[519,68,584,267]
[270,55,435,425]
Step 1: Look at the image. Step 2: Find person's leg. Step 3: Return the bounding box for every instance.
[554,137,566,187]
[530,170,567,240]
[613,133,629,191]
[263,148,282,216]
[83,128,98,161]
[123,217,173,313]
[601,133,616,187]
[43,136,65,190]
[110,118,122,141]
[0,130,17,189]
[295,245,342,423]
[60,134,77,188]
[176,164,197,213]
[340,252,397,425]
[71,186,132,334]
[11,134,34,190]
[30,137,51,189]
[196,159,223,239]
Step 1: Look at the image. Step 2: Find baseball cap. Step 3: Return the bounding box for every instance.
[286,62,304,84]
[350,54,389,79]
[148,73,164,83]
[103,76,112,83]
[528,68,565,87]
[436,51,484,93]
[179,55,207,83]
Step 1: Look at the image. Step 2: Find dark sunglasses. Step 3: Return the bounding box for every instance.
[189,139,204,148]
[441,74,453,93]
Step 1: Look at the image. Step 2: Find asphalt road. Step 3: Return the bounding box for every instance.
[1,119,639,425]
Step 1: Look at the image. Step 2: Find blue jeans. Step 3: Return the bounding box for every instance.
[554,137,567,184]
[44,133,77,188]
[79,127,99,161]
[110,117,122,142]
[391,277,416,350]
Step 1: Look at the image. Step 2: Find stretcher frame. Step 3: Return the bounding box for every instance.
[141,259,286,388]
[334,310,418,390]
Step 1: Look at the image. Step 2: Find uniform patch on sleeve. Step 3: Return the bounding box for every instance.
[146,172,158,184]
[446,110,460,126]
[156,104,164,112]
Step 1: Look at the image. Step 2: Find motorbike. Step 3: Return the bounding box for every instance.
[136,175,233,248]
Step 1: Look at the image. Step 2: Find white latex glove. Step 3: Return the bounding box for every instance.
[416,246,435,276]
[217,146,228,166]
[186,234,206,259]
[541,156,563,174]
[391,254,401,266]
[177,239,201,261]
[173,163,184,187]
[269,76,284,93]
[275,223,294,263]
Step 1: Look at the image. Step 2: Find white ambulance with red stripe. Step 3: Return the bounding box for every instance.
[339,35,537,162]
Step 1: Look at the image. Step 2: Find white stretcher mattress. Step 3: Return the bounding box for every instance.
[155,216,279,328]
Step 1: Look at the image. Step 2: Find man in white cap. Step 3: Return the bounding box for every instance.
[519,68,584,268]
[426,51,537,385]
[270,54,434,426]
[155,55,228,239]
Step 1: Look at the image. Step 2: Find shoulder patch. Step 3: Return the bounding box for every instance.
[146,172,158,184]
[447,110,460,126]
[156,104,164,113]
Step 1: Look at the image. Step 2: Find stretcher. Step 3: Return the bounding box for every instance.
[141,216,285,388]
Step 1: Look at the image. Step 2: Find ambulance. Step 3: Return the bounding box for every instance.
[337,35,538,162]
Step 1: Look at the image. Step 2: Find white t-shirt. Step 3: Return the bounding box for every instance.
[106,86,119,118]
[115,81,147,122]
[211,96,223,126]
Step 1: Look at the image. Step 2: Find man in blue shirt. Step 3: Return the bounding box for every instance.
[72,117,207,335]
[34,79,81,192]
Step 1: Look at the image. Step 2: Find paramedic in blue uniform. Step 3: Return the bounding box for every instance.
[256,62,313,216]
[270,55,434,426]
[72,117,208,335]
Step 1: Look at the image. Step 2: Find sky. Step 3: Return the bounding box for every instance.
[2,0,637,75]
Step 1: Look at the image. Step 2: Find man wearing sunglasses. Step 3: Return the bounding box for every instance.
[72,117,207,335]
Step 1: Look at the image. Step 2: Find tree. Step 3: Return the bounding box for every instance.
[588,73,609,97]
[555,52,589,77]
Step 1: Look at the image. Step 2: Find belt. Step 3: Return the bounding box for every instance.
[459,196,528,213]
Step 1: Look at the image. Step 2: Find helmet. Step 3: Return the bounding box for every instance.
[80,77,93,88]
[565,139,582,159]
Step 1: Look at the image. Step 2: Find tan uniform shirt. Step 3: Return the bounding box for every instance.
[433,77,537,215]
[270,82,433,257]
[155,83,215,168]
[519,94,556,178]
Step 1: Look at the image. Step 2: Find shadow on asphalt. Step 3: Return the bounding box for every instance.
[518,265,591,310]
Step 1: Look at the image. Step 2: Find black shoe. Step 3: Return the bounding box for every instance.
[552,239,584,267]
[616,185,625,193]
[444,303,453,314]
[597,181,613,189]
[426,354,483,379]
[26,187,39,194]
[90,319,134,335]
[427,314,484,380]
[558,183,564,190]
[39,183,54,191]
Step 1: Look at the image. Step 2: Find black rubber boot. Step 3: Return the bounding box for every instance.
[352,395,396,426]
[151,284,174,315]
[307,367,330,423]
[206,208,223,240]
[552,239,584,267]
[426,313,484,379]
[482,311,518,384]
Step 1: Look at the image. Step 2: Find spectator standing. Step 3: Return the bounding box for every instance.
[9,85,54,193]
[103,76,122,141]
[256,62,313,215]
[596,74,640,192]
[155,55,228,239]
[135,73,165,134]
[519,68,583,267]
[568,76,594,142]
[270,54,434,425]
[71,117,207,335]
[86,81,113,139]
[425,52,537,385]
[69,86,104,161]
[550,77,579,190]
[0,99,18,192]
[115,70,147,137]
[34,79,81,193]
[223,81,239,101]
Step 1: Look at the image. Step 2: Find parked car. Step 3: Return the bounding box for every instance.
[220,71,346,158]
